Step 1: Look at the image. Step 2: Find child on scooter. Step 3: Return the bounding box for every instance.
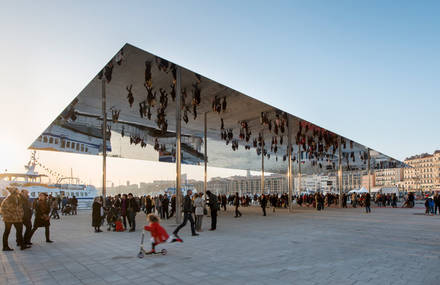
[144,213,182,253]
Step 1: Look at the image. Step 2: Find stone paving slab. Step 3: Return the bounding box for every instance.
[1,205,440,284]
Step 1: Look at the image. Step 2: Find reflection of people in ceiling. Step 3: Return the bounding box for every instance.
[126,85,134,107]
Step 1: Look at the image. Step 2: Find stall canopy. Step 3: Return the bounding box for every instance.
[29,43,405,175]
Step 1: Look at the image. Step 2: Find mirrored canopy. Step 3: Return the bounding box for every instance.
[30,43,405,174]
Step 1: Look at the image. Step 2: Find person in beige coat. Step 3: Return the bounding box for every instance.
[0,186,29,251]
[194,193,205,232]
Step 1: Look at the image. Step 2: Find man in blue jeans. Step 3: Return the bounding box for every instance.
[173,190,199,238]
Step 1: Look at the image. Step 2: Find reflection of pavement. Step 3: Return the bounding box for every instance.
[1,206,440,285]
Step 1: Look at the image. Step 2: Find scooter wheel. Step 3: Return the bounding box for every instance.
[137,252,144,259]
[161,249,167,255]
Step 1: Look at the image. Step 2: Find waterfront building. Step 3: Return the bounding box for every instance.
[374,168,404,188]
[403,151,440,192]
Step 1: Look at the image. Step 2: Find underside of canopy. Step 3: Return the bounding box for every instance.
[29,43,405,174]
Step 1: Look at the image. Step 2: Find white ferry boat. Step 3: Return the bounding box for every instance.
[0,153,98,208]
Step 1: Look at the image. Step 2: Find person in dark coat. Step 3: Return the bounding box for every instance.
[92,197,103,232]
[20,190,33,245]
[162,195,169,219]
[206,191,218,230]
[126,193,139,232]
[173,190,198,238]
[145,195,153,214]
[260,194,268,216]
[221,194,227,211]
[71,196,78,215]
[28,193,53,243]
[365,193,371,213]
[234,192,242,218]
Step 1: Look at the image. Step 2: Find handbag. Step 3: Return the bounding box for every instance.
[203,208,208,215]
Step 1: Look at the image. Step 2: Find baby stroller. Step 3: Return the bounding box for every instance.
[106,206,120,231]
[62,204,72,215]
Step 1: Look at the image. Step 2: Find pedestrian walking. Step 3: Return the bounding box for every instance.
[20,190,33,245]
[0,186,30,251]
[50,198,60,219]
[173,190,198,237]
[28,192,53,244]
[234,192,242,218]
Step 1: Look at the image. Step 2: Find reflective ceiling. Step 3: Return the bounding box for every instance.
[30,43,405,174]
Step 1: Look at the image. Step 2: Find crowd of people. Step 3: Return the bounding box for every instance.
[88,190,417,236]
[3,185,434,252]
[424,193,440,215]
[0,186,54,251]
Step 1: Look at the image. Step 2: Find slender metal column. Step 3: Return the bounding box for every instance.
[261,130,265,195]
[367,148,371,194]
[175,67,182,224]
[338,137,343,207]
[287,119,293,213]
[298,150,301,194]
[101,78,107,204]
[204,112,208,197]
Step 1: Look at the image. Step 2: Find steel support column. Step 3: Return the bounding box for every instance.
[338,137,343,208]
[287,119,293,213]
[175,67,182,224]
[204,112,208,197]
[298,150,301,194]
[101,78,107,205]
[261,130,265,195]
[367,148,371,194]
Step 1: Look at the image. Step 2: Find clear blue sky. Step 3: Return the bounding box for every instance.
[0,1,439,184]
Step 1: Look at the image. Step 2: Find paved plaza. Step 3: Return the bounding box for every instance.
[1,205,440,285]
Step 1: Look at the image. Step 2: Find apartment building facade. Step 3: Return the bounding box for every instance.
[403,151,440,192]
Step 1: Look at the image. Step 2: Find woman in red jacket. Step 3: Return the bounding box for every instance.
[144,214,181,253]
